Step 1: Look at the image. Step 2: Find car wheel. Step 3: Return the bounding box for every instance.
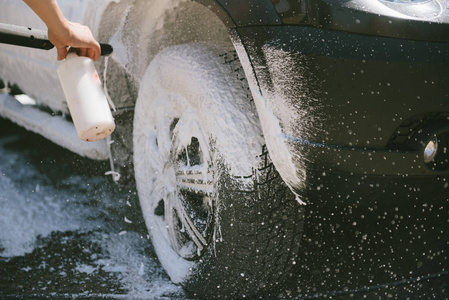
[133,43,304,298]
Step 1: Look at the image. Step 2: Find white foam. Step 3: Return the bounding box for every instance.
[0,133,182,297]
[0,138,84,257]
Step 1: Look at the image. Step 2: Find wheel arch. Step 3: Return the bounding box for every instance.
[93,0,262,181]
[94,0,279,109]
[95,0,242,109]
[96,0,300,192]
[192,0,281,28]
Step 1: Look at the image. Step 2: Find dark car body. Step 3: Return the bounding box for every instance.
[202,0,449,184]
[195,0,449,294]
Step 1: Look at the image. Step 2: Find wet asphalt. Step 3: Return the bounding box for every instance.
[0,117,184,299]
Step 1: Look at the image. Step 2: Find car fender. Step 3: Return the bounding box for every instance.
[185,0,306,192]
[193,0,281,27]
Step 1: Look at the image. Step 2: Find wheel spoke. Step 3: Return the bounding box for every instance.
[176,170,213,195]
[176,204,208,251]
[165,197,177,246]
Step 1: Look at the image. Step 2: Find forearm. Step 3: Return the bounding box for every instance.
[22,0,69,41]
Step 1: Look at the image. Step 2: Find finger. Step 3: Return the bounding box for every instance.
[87,48,96,61]
[92,42,101,62]
[77,48,88,58]
[91,47,101,62]
[57,47,68,61]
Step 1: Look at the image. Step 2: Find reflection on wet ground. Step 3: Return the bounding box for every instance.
[0,117,447,299]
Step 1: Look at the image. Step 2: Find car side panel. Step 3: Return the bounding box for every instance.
[194,0,281,27]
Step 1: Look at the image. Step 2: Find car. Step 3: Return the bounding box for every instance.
[0,0,448,298]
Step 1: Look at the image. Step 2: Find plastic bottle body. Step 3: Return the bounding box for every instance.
[57,53,115,142]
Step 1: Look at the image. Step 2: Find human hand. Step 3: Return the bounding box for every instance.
[48,21,101,61]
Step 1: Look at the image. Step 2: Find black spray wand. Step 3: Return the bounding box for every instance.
[0,22,113,56]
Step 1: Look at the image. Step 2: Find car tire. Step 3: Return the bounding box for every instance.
[133,43,304,298]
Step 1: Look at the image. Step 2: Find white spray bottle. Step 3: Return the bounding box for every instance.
[57,48,115,142]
